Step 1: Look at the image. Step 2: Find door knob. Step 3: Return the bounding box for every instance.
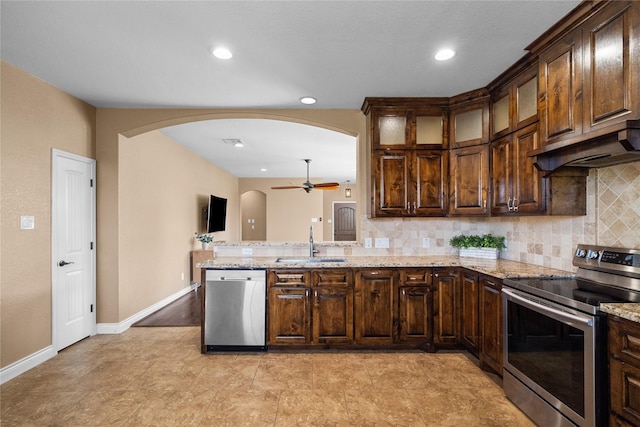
[58,260,74,267]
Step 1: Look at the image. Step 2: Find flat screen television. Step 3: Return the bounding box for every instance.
[207,195,227,233]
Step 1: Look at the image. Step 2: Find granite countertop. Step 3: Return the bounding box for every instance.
[197,255,574,280]
[600,303,640,323]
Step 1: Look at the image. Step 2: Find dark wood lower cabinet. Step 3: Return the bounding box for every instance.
[398,286,432,342]
[268,286,311,345]
[355,269,398,344]
[433,268,461,346]
[312,270,354,344]
[461,270,480,355]
[479,275,502,374]
[609,315,640,426]
[266,266,503,356]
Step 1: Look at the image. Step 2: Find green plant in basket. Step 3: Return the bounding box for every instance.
[449,233,506,250]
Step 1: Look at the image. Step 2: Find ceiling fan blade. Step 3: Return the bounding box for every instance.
[313,182,340,188]
[313,182,340,190]
[271,185,304,190]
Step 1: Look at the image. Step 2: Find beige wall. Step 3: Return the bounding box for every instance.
[94,109,365,325]
[118,130,239,320]
[239,177,324,241]
[1,62,96,367]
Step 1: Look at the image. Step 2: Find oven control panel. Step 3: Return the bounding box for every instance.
[574,244,640,276]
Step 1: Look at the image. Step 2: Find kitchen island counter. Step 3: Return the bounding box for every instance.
[197,255,573,280]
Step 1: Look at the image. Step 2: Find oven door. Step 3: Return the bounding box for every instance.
[502,286,605,427]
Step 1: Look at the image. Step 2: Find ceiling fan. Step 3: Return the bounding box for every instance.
[271,159,339,193]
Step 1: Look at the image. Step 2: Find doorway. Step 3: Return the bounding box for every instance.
[241,190,267,240]
[333,202,356,241]
[52,149,96,351]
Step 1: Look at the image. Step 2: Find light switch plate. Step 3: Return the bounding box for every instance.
[375,237,389,248]
[20,216,35,230]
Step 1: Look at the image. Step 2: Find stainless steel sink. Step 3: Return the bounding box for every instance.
[275,257,349,263]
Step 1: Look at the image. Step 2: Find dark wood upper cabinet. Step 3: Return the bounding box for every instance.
[491,123,544,215]
[538,1,640,148]
[582,1,640,134]
[449,144,490,216]
[538,27,583,145]
[363,99,449,150]
[365,98,450,218]
[449,94,490,149]
[491,63,539,139]
[371,146,448,217]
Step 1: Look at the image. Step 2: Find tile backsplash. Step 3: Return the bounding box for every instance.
[359,162,639,271]
[216,163,638,273]
[596,162,640,248]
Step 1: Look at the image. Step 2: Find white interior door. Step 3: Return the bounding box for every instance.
[52,149,96,351]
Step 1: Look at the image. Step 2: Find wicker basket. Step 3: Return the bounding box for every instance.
[459,247,500,259]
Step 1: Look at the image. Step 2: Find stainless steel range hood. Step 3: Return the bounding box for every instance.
[533,120,640,172]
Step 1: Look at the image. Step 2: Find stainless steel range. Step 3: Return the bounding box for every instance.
[503,244,640,427]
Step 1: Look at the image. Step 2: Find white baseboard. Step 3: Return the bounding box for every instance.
[96,285,193,334]
[0,345,56,385]
[1,286,194,384]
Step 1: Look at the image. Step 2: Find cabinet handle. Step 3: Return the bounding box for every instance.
[513,198,519,212]
[507,197,513,211]
[483,199,487,212]
[314,290,319,305]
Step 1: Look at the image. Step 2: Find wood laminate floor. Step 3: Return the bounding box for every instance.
[1,325,535,426]
[132,289,201,327]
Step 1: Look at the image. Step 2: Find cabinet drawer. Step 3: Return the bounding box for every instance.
[401,270,431,286]
[611,358,640,426]
[610,316,640,364]
[313,270,353,287]
[269,270,310,287]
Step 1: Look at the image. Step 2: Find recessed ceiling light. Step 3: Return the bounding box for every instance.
[434,49,456,61]
[300,97,317,105]
[260,168,267,172]
[212,47,233,60]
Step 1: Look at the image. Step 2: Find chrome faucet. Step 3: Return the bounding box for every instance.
[309,225,319,257]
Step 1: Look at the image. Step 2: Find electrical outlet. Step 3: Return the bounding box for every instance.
[375,237,389,248]
[422,237,430,248]
[365,238,372,248]
[241,247,253,255]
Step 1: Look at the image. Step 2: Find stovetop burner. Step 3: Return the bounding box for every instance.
[502,277,622,314]
[504,244,640,315]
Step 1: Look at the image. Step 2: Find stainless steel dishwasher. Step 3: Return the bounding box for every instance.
[203,269,266,352]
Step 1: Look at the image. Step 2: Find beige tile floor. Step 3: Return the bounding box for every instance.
[1,327,535,426]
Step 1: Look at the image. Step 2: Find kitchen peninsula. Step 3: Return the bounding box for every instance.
[198,253,572,376]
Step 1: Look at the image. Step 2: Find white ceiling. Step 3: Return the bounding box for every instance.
[1,0,580,182]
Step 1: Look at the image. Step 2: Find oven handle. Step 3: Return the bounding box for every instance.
[502,288,593,327]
